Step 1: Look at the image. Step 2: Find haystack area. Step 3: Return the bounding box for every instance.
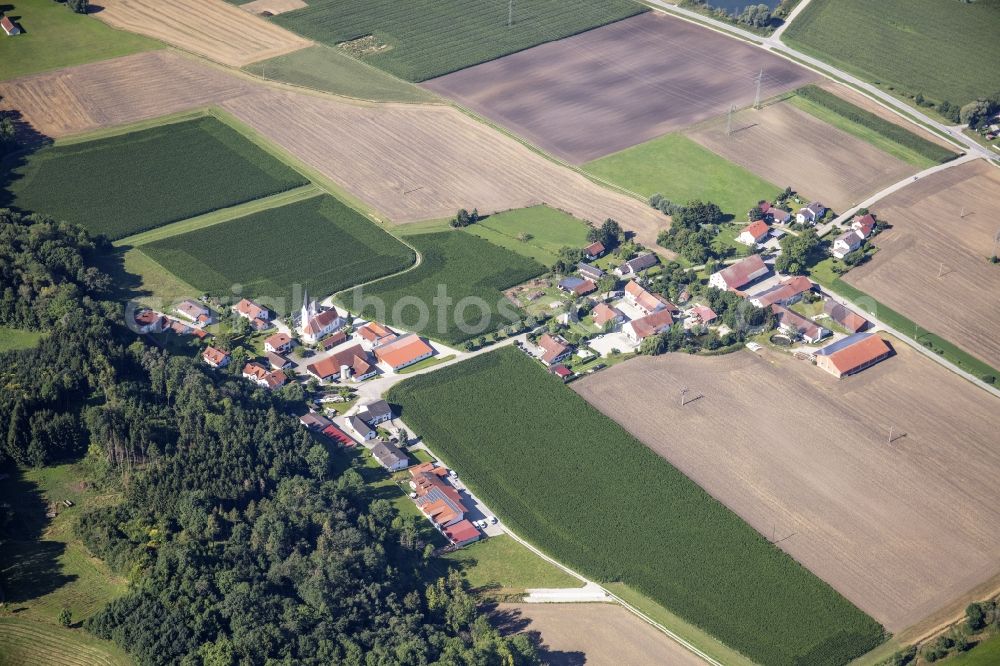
[573,345,1000,632]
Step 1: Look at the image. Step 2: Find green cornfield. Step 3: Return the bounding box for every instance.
[388,348,886,665]
[143,195,414,314]
[273,0,645,82]
[6,117,307,240]
[343,230,545,344]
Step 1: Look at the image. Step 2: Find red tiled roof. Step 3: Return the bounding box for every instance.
[821,334,891,374]
[265,332,291,349]
[584,241,605,256]
[742,219,770,239]
[1,16,17,32]
[243,362,268,380]
[628,309,673,340]
[237,298,266,320]
[374,334,434,369]
[592,302,623,326]
[306,344,374,380]
[321,424,355,447]
[202,346,229,365]
[304,309,341,335]
[715,254,768,290]
[443,519,480,545]
[571,278,596,296]
[538,333,570,364]
[625,280,675,313]
[358,321,394,342]
[321,330,347,349]
[550,364,572,378]
[690,305,717,323]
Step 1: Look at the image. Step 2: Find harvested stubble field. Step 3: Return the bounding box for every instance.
[94,0,310,67]
[344,231,545,345]
[142,195,414,312]
[0,52,669,250]
[0,618,131,666]
[389,348,884,666]
[5,116,307,240]
[844,159,1000,371]
[272,0,644,82]
[423,12,818,164]
[493,603,705,666]
[0,51,253,138]
[573,345,1000,633]
[686,99,916,211]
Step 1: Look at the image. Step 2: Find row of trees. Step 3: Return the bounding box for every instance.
[0,208,539,665]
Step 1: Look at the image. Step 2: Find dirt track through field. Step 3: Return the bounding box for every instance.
[573,346,1000,632]
[686,100,917,210]
[94,0,310,67]
[0,52,669,249]
[493,603,705,665]
[844,159,1000,370]
[423,12,818,164]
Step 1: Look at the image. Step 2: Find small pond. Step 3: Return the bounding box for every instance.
[769,334,792,346]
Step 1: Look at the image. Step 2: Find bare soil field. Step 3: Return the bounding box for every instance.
[686,100,917,210]
[94,0,310,67]
[493,603,705,665]
[239,0,307,16]
[0,52,669,249]
[0,51,252,137]
[844,159,1000,370]
[422,12,817,164]
[573,345,1000,632]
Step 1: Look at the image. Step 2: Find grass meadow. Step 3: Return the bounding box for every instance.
[0,327,45,353]
[6,117,307,240]
[141,195,414,313]
[782,0,1000,108]
[464,206,590,265]
[0,0,160,81]
[584,133,779,217]
[388,348,885,666]
[273,0,644,82]
[343,230,545,344]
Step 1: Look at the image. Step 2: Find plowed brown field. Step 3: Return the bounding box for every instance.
[0,53,669,249]
[686,100,916,210]
[844,159,1000,370]
[95,0,310,67]
[573,345,1000,632]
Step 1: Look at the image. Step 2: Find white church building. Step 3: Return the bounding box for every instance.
[297,290,345,345]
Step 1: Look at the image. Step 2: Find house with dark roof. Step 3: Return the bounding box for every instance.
[299,412,333,431]
[771,305,830,343]
[815,333,892,378]
[823,300,869,333]
[577,262,605,281]
[358,400,393,426]
[796,202,827,224]
[709,254,769,292]
[558,276,596,297]
[613,253,659,277]
[266,351,292,370]
[372,442,409,472]
[350,415,376,441]
[832,230,864,259]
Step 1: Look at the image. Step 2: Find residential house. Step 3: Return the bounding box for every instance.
[577,262,605,281]
[770,305,830,343]
[409,463,481,546]
[832,230,864,259]
[374,334,435,372]
[537,333,572,366]
[175,299,213,325]
[583,241,605,260]
[320,330,348,351]
[235,298,270,330]
[306,344,377,382]
[242,362,287,390]
[357,399,393,426]
[823,300,869,333]
[750,276,815,308]
[134,310,166,334]
[202,346,230,368]
[558,276,596,297]
[815,333,892,378]
[614,253,659,278]
[372,442,409,472]
[549,364,573,381]
[624,280,677,316]
[796,202,827,225]
[358,321,396,348]
[852,213,877,238]
[709,254,769,292]
[349,415,376,441]
[624,309,673,344]
[299,412,333,431]
[266,351,292,370]
[592,302,624,328]
[264,332,293,353]
[738,220,770,246]
[688,305,717,325]
[2,16,20,36]
[769,208,792,224]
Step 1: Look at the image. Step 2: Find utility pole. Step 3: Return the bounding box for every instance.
[753,68,763,110]
[508,0,514,27]
[680,387,689,407]
[888,425,894,444]
[726,104,735,136]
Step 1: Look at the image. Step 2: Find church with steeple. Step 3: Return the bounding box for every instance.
[297,289,345,345]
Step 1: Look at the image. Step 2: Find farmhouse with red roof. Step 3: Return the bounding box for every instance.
[709,254,769,292]
[738,220,770,246]
[815,333,892,378]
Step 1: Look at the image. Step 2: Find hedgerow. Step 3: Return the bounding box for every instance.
[143,195,414,313]
[344,230,545,344]
[795,85,956,164]
[6,117,307,240]
[388,348,886,665]
[274,0,645,82]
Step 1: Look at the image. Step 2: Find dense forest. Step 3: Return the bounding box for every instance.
[0,208,538,665]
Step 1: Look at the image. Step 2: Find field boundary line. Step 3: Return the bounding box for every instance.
[114,184,323,247]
